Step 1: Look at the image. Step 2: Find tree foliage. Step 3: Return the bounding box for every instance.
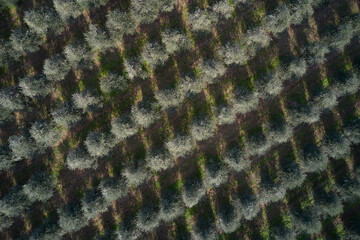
[178,73,205,97]
[8,134,38,160]
[166,134,195,159]
[161,29,191,54]
[188,8,215,33]
[155,87,184,110]
[19,74,54,99]
[218,42,249,65]
[0,87,24,111]
[199,59,226,84]
[64,41,93,69]
[190,115,216,141]
[146,147,174,172]
[10,28,42,55]
[72,90,103,112]
[85,24,113,53]
[181,175,206,208]
[0,187,30,218]
[122,159,151,187]
[58,202,87,233]
[203,159,229,189]
[213,103,236,125]
[99,176,129,202]
[100,72,128,93]
[136,200,160,232]
[298,143,328,173]
[217,199,242,233]
[66,145,98,170]
[29,120,63,148]
[51,103,82,128]
[106,9,137,40]
[159,189,185,222]
[22,171,54,202]
[85,131,116,158]
[111,114,138,141]
[141,42,169,69]
[230,86,259,114]
[24,8,64,36]
[124,57,148,80]
[81,189,109,220]
[43,53,71,82]
[76,0,108,9]
[223,145,250,172]
[131,100,160,128]
[53,0,82,21]
[291,207,322,235]
[131,0,159,24]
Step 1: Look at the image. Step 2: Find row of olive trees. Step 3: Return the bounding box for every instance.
[25,118,360,237]
[217,0,323,66]
[0,171,55,231]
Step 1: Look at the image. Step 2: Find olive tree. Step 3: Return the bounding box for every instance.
[51,103,82,128]
[10,28,42,56]
[258,172,286,205]
[64,41,93,69]
[146,147,174,172]
[343,119,360,144]
[85,131,116,158]
[190,115,216,141]
[222,145,250,172]
[188,8,215,33]
[322,130,351,160]
[0,87,24,111]
[99,176,129,202]
[203,159,229,189]
[19,74,54,99]
[165,134,195,159]
[279,157,306,190]
[211,0,234,20]
[313,189,343,217]
[8,134,38,160]
[122,159,151,187]
[245,130,268,156]
[264,116,292,144]
[263,5,291,35]
[161,29,191,54]
[0,214,13,231]
[66,146,98,170]
[178,74,205,97]
[0,187,30,218]
[53,0,82,21]
[213,103,236,125]
[131,0,159,24]
[159,189,185,222]
[124,56,149,80]
[111,114,138,141]
[0,0,18,12]
[100,73,128,93]
[58,202,87,233]
[157,0,176,12]
[230,86,259,114]
[291,207,322,235]
[0,39,13,65]
[106,9,137,40]
[81,189,109,220]
[85,24,113,53]
[136,200,160,232]
[0,146,13,172]
[217,198,242,233]
[72,90,103,112]
[43,53,71,82]
[218,42,249,65]
[22,172,55,202]
[239,189,260,221]
[155,87,184,110]
[298,144,328,173]
[198,58,226,84]
[131,100,160,128]
[191,215,218,240]
[29,120,63,149]
[141,42,169,69]
[254,71,284,98]
[181,175,206,208]
[76,0,108,9]
[24,8,64,36]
